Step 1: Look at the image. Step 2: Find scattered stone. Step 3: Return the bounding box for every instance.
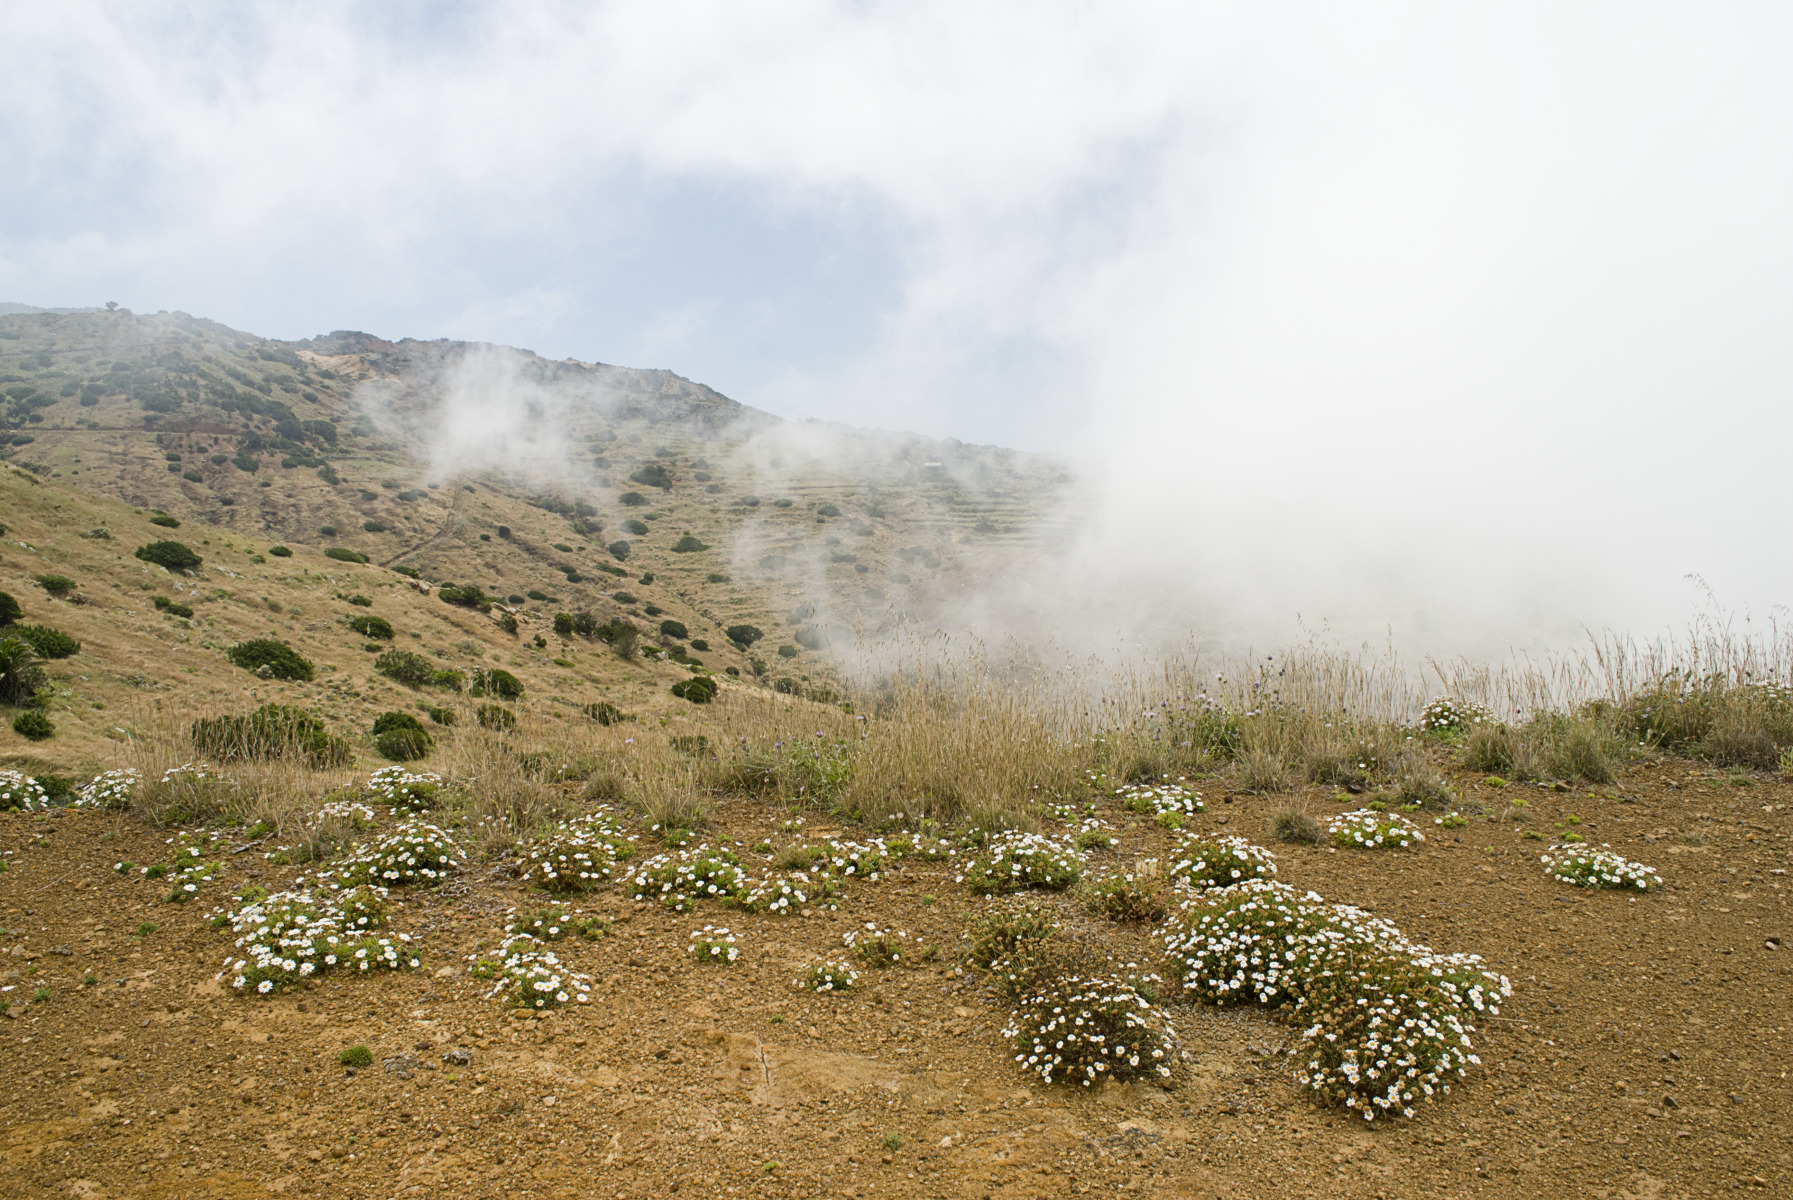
[383,1055,418,1079]
[444,1048,472,1067]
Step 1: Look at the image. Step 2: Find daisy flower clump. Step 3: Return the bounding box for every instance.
[1328,809,1425,850]
[76,768,141,810]
[1004,974,1177,1087]
[1167,833,1277,889]
[1114,780,1205,823]
[1417,697,1494,734]
[689,924,741,964]
[506,904,608,941]
[735,871,834,914]
[151,831,223,903]
[1072,817,1119,852]
[217,883,415,994]
[817,838,890,881]
[955,832,1083,896]
[520,809,637,894]
[331,819,463,887]
[364,766,443,813]
[797,957,859,992]
[844,923,910,968]
[1539,844,1661,891]
[314,798,378,830]
[481,936,591,1010]
[1161,879,1334,1006]
[1292,942,1482,1121]
[627,844,749,910]
[0,770,49,812]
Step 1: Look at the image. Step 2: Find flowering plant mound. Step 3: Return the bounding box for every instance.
[1167,834,1277,889]
[689,924,740,964]
[521,810,637,893]
[1328,809,1425,849]
[480,935,591,1009]
[1418,697,1494,734]
[844,923,909,967]
[0,770,48,812]
[964,896,1065,999]
[217,882,414,994]
[331,820,463,887]
[364,766,442,813]
[76,768,141,810]
[314,798,378,830]
[1082,872,1171,922]
[1434,811,1468,828]
[817,838,890,881]
[1161,880,1334,1006]
[1004,974,1177,1087]
[1114,780,1204,818]
[736,871,834,914]
[882,832,956,861]
[1292,943,1481,1121]
[627,844,748,910]
[1539,844,1661,890]
[148,762,229,823]
[956,833,1083,895]
[506,904,607,941]
[1072,817,1119,852]
[797,957,859,992]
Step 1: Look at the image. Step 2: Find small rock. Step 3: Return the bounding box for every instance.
[1662,1095,1678,1109]
[305,1150,323,1163]
[329,1145,348,1160]
[295,1001,309,1013]
[383,1055,418,1080]
[444,1048,472,1067]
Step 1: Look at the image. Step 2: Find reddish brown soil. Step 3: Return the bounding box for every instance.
[2,762,1789,1199]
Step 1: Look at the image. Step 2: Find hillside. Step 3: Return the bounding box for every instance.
[0,307,1082,719]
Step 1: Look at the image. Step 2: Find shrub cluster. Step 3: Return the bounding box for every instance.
[135,540,202,571]
[478,936,592,1010]
[76,768,140,810]
[671,675,718,703]
[192,704,351,766]
[1004,974,1177,1088]
[330,820,463,887]
[1417,697,1495,734]
[349,615,394,640]
[364,765,442,812]
[1113,780,1205,822]
[689,925,740,964]
[506,904,608,942]
[1082,872,1172,922]
[844,923,910,967]
[470,667,524,700]
[11,625,78,659]
[797,958,859,992]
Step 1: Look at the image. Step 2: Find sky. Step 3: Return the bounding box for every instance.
[4,2,1793,656]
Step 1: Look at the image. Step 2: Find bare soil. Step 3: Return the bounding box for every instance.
[2,764,1789,1199]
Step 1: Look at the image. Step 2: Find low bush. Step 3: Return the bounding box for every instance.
[797,958,860,992]
[12,710,54,740]
[34,573,77,597]
[10,624,77,660]
[1082,872,1171,922]
[618,491,647,507]
[0,636,47,705]
[436,583,491,610]
[843,923,910,968]
[147,513,181,529]
[1273,810,1323,844]
[324,547,368,564]
[219,885,414,995]
[1004,975,1176,1087]
[340,1045,375,1068]
[268,545,292,557]
[365,765,443,812]
[191,703,351,766]
[374,650,436,687]
[606,540,631,560]
[726,623,763,648]
[628,844,750,911]
[1417,697,1495,735]
[521,811,637,893]
[76,768,140,810]
[425,705,456,726]
[330,819,462,887]
[374,726,433,762]
[349,615,394,640]
[582,700,626,725]
[480,937,591,1010]
[672,534,707,552]
[659,619,688,639]
[470,667,524,700]
[0,591,19,626]
[1161,880,1334,1006]
[226,639,314,681]
[152,596,194,619]
[135,541,203,572]
[506,905,608,942]
[476,704,516,732]
[670,675,717,704]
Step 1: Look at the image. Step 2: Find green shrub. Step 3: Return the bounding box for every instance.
[553,613,574,637]
[816,503,841,517]
[436,583,491,610]
[620,519,648,536]
[425,705,456,726]
[12,625,78,659]
[268,545,292,557]
[659,619,688,639]
[349,615,394,640]
[629,464,672,489]
[339,1045,374,1069]
[0,637,47,706]
[583,701,626,725]
[372,711,426,736]
[477,704,516,732]
[153,596,194,619]
[191,704,351,766]
[226,639,315,681]
[374,650,435,687]
[670,676,717,704]
[323,547,368,564]
[11,710,53,740]
[606,540,630,560]
[147,513,181,529]
[346,594,373,607]
[1082,872,1171,922]
[956,833,1082,895]
[375,727,433,761]
[619,491,648,507]
[135,541,203,572]
[362,521,386,533]
[34,573,77,597]
[470,668,524,700]
[672,534,707,552]
[1273,810,1322,844]
[0,591,19,627]
[431,669,465,691]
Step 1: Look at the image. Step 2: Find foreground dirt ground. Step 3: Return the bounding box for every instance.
[2,763,1789,1200]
